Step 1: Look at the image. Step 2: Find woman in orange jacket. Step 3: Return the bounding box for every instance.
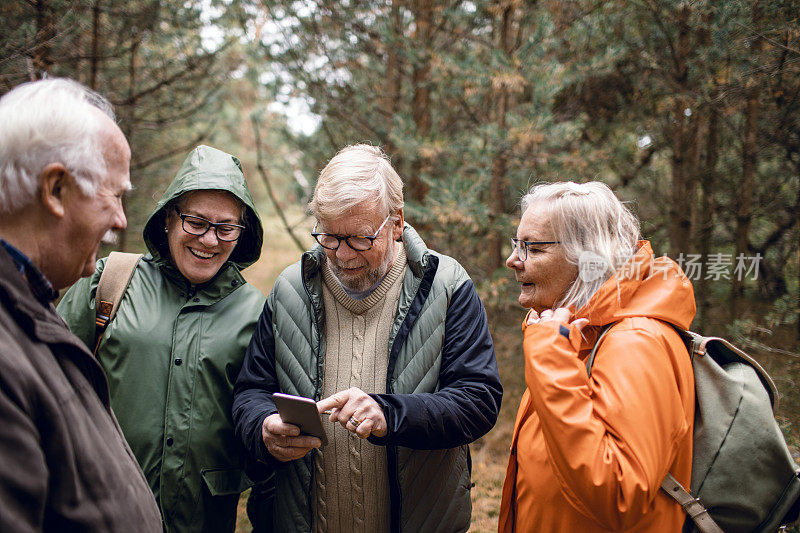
[499,181,696,532]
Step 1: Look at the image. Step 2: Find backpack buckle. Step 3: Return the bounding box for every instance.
[691,336,706,356]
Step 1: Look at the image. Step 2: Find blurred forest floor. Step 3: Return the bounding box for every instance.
[233,209,799,533]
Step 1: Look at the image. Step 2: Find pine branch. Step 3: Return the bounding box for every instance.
[251,115,307,253]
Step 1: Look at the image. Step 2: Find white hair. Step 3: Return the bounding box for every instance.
[0,78,116,214]
[521,181,641,310]
[309,144,404,220]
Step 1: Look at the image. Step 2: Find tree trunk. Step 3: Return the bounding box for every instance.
[410,0,432,203]
[118,38,140,252]
[696,92,719,330]
[667,4,698,259]
[382,0,402,156]
[488,1,514,270]
[731,1,762,318]
[731,85,759,316]
[32,0,55,78]
[89,0,101,90]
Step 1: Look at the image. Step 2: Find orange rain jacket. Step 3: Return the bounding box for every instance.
[499,241,696,532]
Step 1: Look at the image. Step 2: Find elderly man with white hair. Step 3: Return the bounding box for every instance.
[233,144,502,533]
[0,78,162,531]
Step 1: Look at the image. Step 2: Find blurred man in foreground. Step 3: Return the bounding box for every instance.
[0,78,162,531]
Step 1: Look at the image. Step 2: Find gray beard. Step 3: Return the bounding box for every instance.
[329,242,396,292]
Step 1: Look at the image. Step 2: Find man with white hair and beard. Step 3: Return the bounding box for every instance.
[233,144,502,533]
[0,78,162,530]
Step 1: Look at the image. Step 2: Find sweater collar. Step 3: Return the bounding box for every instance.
[321,247,407,315]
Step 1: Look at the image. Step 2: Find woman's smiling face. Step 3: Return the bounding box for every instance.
[166,190,242,285]
[506,202,577,312]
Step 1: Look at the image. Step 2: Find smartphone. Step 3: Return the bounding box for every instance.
[272,392,328,446]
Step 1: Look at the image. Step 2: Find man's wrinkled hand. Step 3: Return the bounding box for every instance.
[317,387,387,439]
[261,413,321,462]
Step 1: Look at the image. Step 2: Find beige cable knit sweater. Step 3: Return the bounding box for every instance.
[312,247,407,533]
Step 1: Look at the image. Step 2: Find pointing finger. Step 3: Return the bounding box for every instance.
[317,392,348,413]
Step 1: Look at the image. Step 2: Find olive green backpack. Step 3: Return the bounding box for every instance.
[587,324,800,533]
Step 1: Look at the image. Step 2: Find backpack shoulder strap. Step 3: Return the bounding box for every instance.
[586,321,690,377]
[586,321,727,533]
[585,322,617,378]
[93,251,142,355]
[661,474,724,533]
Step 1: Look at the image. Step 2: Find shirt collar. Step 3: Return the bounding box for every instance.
[0,239,59,304]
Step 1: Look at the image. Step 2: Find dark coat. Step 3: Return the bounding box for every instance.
[0,247,162,532]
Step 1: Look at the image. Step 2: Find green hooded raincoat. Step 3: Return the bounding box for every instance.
[58,145,266,532]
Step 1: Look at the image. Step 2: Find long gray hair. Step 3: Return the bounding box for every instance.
[520,181,640,311]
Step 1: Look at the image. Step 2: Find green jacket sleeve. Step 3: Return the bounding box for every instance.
[57,259,106,350]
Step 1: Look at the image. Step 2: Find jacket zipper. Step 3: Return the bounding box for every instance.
[302,251,324,531]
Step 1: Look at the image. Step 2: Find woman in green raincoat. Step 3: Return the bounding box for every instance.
[58,145,269,532]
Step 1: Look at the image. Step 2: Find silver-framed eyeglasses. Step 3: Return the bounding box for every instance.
[510,237,561,261]
[312,214,392,251]
[174,207,245,242]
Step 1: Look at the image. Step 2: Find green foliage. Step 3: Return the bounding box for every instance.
[256,1,798,317]
[0,0,264,248]
[3,0,796,341]
[255,3,800,461]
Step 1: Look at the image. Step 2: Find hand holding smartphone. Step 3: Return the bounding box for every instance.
[272,393,328,446]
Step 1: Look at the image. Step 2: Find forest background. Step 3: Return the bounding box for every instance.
[1,0,799,530]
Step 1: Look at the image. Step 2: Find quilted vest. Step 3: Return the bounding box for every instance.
[269,225,472,533]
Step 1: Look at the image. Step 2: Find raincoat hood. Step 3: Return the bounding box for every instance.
[576,240,695,329]
[143,145,263,269]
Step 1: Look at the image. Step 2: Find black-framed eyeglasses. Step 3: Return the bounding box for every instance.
[312,214,391,251]
[174,207,245,242]
[510,238,561,261]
